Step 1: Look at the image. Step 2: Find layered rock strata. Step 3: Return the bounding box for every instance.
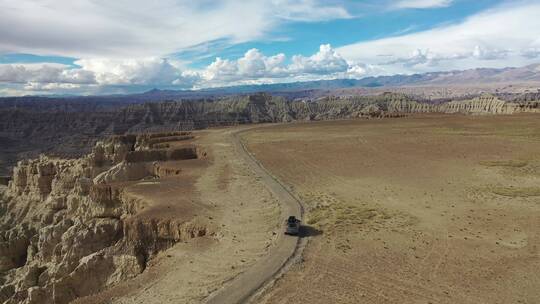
[1,92,539,175]
[0,132,210,304]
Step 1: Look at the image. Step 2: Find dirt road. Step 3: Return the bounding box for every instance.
[205,127,304,304]
[76,126,302,303]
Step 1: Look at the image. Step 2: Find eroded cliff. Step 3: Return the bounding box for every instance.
[0,132,211,304]
[1,92,539,175]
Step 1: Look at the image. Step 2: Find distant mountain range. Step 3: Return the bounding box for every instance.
[129,63,540,99]
[2,64,540,102]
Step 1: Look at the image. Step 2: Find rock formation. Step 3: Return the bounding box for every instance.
[0,132,210,304]
[0,92,539,175]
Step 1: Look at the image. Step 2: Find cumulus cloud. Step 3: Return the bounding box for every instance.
[238,50,287,77]
[24,82,84,92]
[0,64,96,84]
[521,48,540,59]
[0,45,370,92]
[472,45,509,60]
[383,47,501,68]
[202,49,288,82]
[338,1,540,74]
[201,44,365,86]
[393,0,453,9]
[290,44,349,74]
[74,58,194,86]
[384,49,436,67]
[0,58,202,93]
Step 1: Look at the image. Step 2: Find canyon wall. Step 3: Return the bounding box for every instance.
[0,93,539,175]
[0,133,209,304]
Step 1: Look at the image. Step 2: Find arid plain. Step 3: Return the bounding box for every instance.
[243,114,540,304]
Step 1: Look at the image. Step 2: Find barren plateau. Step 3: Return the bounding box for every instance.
[244,114,540,304]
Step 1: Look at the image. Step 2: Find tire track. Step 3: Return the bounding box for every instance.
[204,126,305,304]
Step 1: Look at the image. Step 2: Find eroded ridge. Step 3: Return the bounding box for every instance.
[0,131,211,304]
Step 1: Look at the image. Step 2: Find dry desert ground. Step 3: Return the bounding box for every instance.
[243,114,540,304]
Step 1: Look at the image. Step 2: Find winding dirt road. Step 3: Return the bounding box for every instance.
[205,127,304,304]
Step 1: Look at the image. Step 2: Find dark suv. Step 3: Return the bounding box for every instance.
[285,216,301,235]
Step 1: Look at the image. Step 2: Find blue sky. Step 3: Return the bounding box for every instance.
[0,0,539,96]
[181,0,502,68]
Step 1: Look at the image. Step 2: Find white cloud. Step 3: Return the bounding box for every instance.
[338,1,540,75]
[238,49,287,77]
[0,45,369,92]
[24,82,83,91]
[271,0,351,21]
[0,87,34,97]
[386,49,435,67]
[521,48,540,59]
[74,58,186,86]
[290,44,350,74]
[393,0,453,9]
[472,45,509,60]
[0,58,200,91]
[200,44,365,86]
[0,0,351,59]
[0,65,28,83]
[203,58,239,82]
[0,63,96,84]
[383,48,471,68]
[202,48,288,82]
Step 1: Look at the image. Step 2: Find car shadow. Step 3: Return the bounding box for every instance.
[298,225,323,238]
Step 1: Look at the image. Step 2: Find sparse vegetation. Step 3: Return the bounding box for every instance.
[491,186,540,197]
[303,192,389,232]
[480,160,528,168]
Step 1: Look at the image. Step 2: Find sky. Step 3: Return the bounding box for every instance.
[1,0,540,96]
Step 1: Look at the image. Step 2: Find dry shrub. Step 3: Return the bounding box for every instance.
[491,186,540,197]
[479,160,528,168]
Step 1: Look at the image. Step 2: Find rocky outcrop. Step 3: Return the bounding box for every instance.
[1,92,539,175]
[0,156,135,304]
[93,162,151,185]
[124,146,199,163]
[92,145,202,184]
[124,217,209,264]
[0,132,211,304]
[387,95,534,115]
